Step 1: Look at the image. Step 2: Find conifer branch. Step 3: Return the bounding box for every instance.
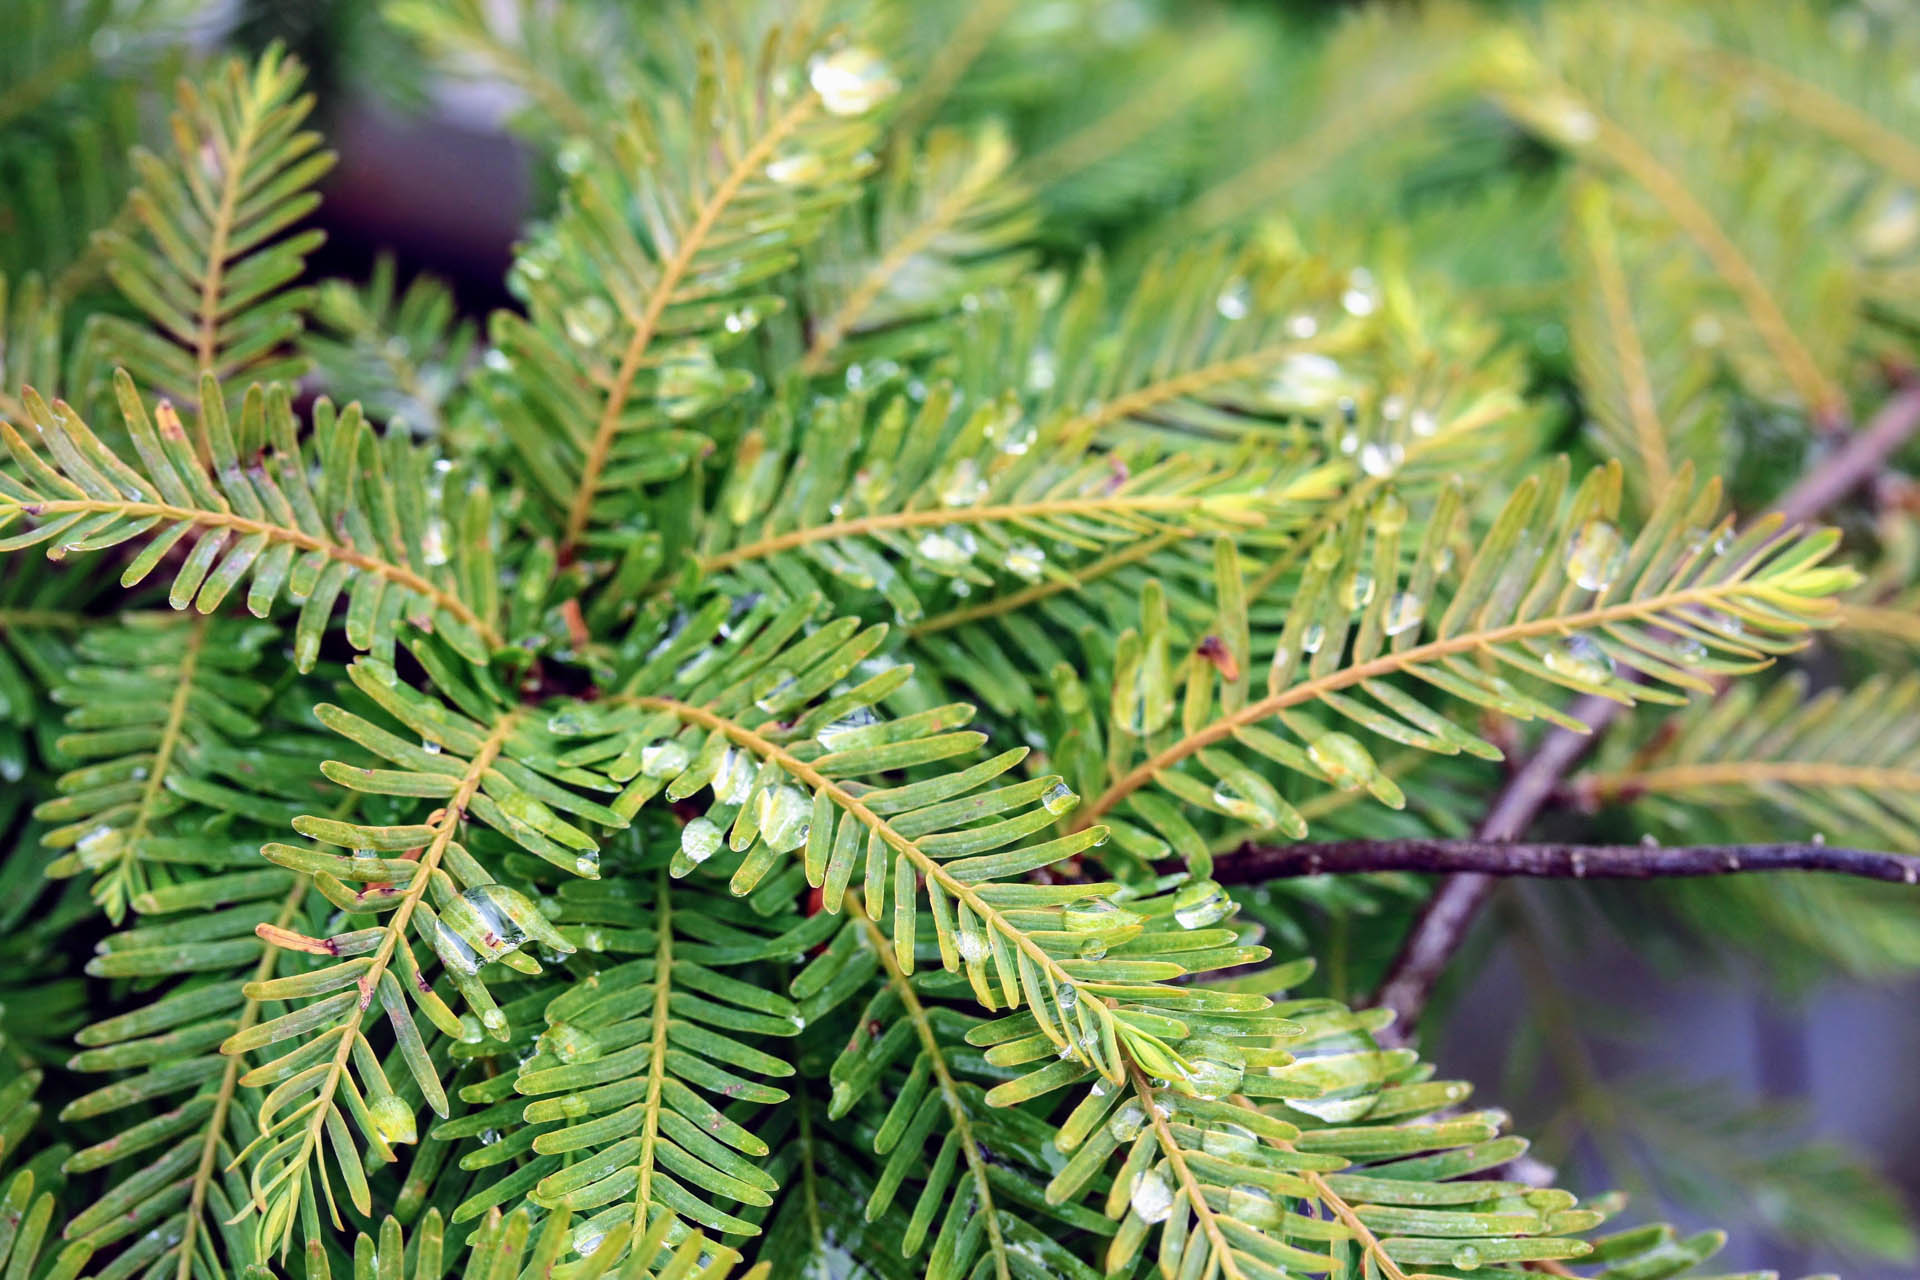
[625,694,1141,1082]
[1074,577,1823,831]
[559,94,820,560]
[1372,381,1920,1039]
[850,897,1012,1280]
[1214,838,1920,886]
[179,876,307,1280]
[1129,1062,1248,1280]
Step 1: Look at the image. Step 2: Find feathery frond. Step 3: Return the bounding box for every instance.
[797,124,1037,375]
[0,372,504,669]
[36,613,276,922]
[0,2,1908,1275]
[479,20,896,557]
[1004,963,1602,1279]
[1068,461,1853,857]
[87,45,334,414]
[556,592,1285,1088]
[812,899,1113,1280]
[222,654,623,1256]
[1569,179,1728,512]
[61,873,309,1280]
[476,865,805,1262]
[665,381,1341,632]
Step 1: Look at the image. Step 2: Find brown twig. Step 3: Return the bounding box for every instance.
[1215,838,1920,885]
[1368,380,1920,1042]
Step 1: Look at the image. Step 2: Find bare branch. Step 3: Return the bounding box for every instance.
[1216,838,1920,885]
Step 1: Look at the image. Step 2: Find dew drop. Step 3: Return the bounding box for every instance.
[1542,634,1614,685]
[1202,1123,1259,1157]
[1343,571,1376,610]
[1172,879,1232,929]
[571,1224,606,1258]
[809,46,899,116]
[1300,622,1326,655]
[1265,352,1350,413]
[1041,781,1077,815]
[1003,542,1046,582]
[1216,278,1250,320]
[765,148,825,186]
[1358,440,1403,478]
[713,749,754,805]
[540,1022,602,1065]
[938,458,988,506]
[641,740,691,778]
[1130,1165,1174,1224]
[817,707,882,748]
[682,817,723,865]
[1383,591,1425,637]
[562,297,614,348]
[1182,1048,1245,1098]
[1564,519,1627,591]
[756,785,812,853]
[1341,268,1379,317]
[1108,1101,1146,1141]
[916,526,977,568]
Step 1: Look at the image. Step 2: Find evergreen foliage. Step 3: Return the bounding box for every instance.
[0,1,1916,1277]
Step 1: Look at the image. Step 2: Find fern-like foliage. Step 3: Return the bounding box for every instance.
[0,372,503,669]
[0,0,180,286]
[808,898,1114,1280]
[0,5,1911,1278]
[662,380,1339,631]
[304,258,479,443]
[36,613,277,921]
[60,870,308,1279]
[1494,6,1857,423]
[469,865,808,1262]
[1568,179,1728,514]
[1060,461,1851,862]
[219,652,622,1256]
[796,124,1037,375]
[86,45,334,414]
[479,17,894,558]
